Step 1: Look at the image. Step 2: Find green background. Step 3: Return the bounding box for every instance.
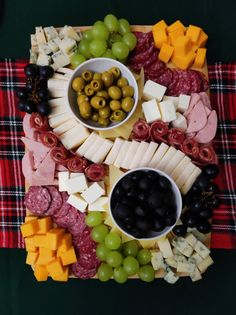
[0,0,236,314]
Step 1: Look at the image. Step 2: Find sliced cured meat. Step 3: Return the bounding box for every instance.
[132,119,150,141]
[53,194,71,219]
[23,114,37,140]
[143,50,159,69]
[132,31,153,52]
[197,71,209,91]
[55,207,78,229]
[186,101,207,133]
[199,91,212,109]
[166,70,179,95]
[67,155,88,173]
[184,93,201,118]
[188,70,202,93]
[79,251,100,270]
[22,151,35,182]
[40,131,59,148]
[24,186,51,215]
[129,42,156,65]
[150,120,168,142]
[194,110,217,144]
[167,128,186,147]
[68,212,86,236]
[155,68,173,87]
[144,59,166,79]
[85,164,105,181]
[73,226,91,246]
[181,138,199,159]
[30,112,50,131]
[50,146,70,165]
[33,150,56,185]
[174,70,192,95]
[186,132,196,139]
[71,262,97,279]
[44,186,62,216]
[198,145,218,164]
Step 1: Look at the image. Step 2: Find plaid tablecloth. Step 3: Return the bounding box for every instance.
[0,59,235,249]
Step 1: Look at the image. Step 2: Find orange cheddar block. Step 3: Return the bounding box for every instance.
[37,217,52,234]
[168,28,184,45]
[37,253,55,265]
[51,266,69,282]
[25,236,37,252]
[193,48,207,68]
[197,30,208,48]
[26,251,39,265]
[20,219,39,237]
[186,25,201,44]
[44,229,65,250]
[167,20,185,33]
[25,216,38,223]
[172,51,196,70]
[34,265,48,282]
[33,234,46,247]
[152,19,167,31]
[173,35,192,56]
[152,28,168,49]
[60,246,77,266]
[46,258,64,277]
[58,233,72,253]
[39,247,55,257]
[158,43,174,63]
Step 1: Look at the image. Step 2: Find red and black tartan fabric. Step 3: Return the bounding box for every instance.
[0,59,235,249]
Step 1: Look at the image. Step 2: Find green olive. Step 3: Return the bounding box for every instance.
[109,67,121,79]
[99,106,111,119]
[91,112,99,122]
[84,84,95,96]
[81,70,93,82]
[121,97,134,112]
[117,77,128,88]
[98,117,109,127]
[122,85,134,98]
[77,94,88,106]
[90,79,103,92]
[96,90,109,100]
[79,101,92,119]
[108,86,122,100]
[110,109,126,122]
[72,77,85,92]
[101,71,114,87]
[110,100,121,111]
[93,72,102,80]
[90,96,106,109]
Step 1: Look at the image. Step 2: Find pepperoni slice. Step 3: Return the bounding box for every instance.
[150,121,169,142]
[132,119,150,141]
[24,186,51,215]
[167,128,186,148]
[85,164,105,181]
[30,113,50,131]
[198,145,218,164]
[67,155,88,173]
[40,131,59,148]
[50,146,70,165]
[181,138,199,159]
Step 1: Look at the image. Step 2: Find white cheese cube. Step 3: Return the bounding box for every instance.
[59,25,82,41]
[157,238,173,258]
[104,138,124,165]
[37,53,51,66]
[181,167,202,195]
[155,146,177,170]
[159,100,177,122]
[53,119,78,136]
[190,267,202,282]
[142,99,161,123]
[197,256,214,273]
[151,251,165,271]
[188,253,203,265]
[174,253,187,263]
[148,142,169,168]
[60,125,89,150]
[171,112,187,131]
[44,26,58,41]
[163,150,185,175]
[121,140,140,169]
[65,174,88,194]
[129,141,150,169]
[30,50,38,64]
[177,261,195,273]
[177,94,191,113]
[67,194,87,212]
[164,269,179,284]
[58,171,69,191]
[59,38,77,55]
[90,139,113,164]
[171,237,193,257]
[81,182,105,204]
[194,241,210,259]
[138,141,158,167]
[163,96,179,108]
[35,26,46,44]
[165,257,177,268]
[143,80,167,101]
[48,37,61,53]
[185,233,198,248]
[38,43,52,55]
[30,34,38,50]
[88,197,108,212]
[190,228,207,242]
[52,51,70,69]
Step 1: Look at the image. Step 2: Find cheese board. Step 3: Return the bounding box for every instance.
[19,16,219,284]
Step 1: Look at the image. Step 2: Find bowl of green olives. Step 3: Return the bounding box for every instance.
[67,58,138,130]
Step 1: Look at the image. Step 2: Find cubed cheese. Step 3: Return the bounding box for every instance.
[65,174,88,194]
[58,171,70,192]
[185,233,198,248]
[158,43,174,63]
[75,132,98,156]
[159,100,177,122]
[165,256,177,268]
[177,261,195,273]
[44,26,58,41]
[152,28,168,49]
[53,119,78,136]
[37,217,52,234]
[194,241,210,259]
[20,219,39,237]
[188,253,203,265]
[167,20,185,33]
[37,53,51,66]
[88,197,108,212]
[67,194,87,212]
[157,238,173,258]
[168,28,184,45]
[171,112,187,131]
[48,112,73,129]
[152,20,168,31]
[34,265,48,282]
[35,26,46,44]
[81,182,105,204]
[46,258,64,277]
[173,35,192,56]
[143,80,167,101]
[60,246,77,266]
[190,267,202,282]
[151,251,165,271]
[51,51,70,70]
[59,38,76,55]
[193,48,207,68]
[172,51,196,70]
[84,136,105,161]
[114,141,130,168]
[177,94,191,113]
[26,251,39,265]
[164,268,179,284]
[197,30,208,48]
[197,256,214,273]
[163,96,179,108]
[186,25,201,44]
[142,99,162,123]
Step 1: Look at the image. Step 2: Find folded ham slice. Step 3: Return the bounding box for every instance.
[186,101,207,133]
[199,92,212,110]
[194,110,217,143]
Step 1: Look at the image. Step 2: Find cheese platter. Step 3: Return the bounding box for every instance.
[18,14,220,284]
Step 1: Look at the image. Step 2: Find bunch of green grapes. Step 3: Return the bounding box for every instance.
[71,14,137,68]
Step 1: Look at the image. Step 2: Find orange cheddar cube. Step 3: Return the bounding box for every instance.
[186,25,201,44]
[25,236,37,252]
[46,258,64,277]
[34,265,48,282]
[39,247,55,257]
[44,229,65,250]
[33,234,46,247]
[172,51,196,70]
[158,43,174,63]
[26,251,39,265]
[37,217,52,234]
[197,30,208,48]
[168,28,184,45]
[193,48,207,68]
[20,219,39,237]
[58,233,72,253]
[60,246,77,266]
[173,35,192,56]
[152,28,168,49]
[25,216,38,223]
[167,20,185,33]
[152,20,168,31]
[51,266,69,282]
[37,253,55,266]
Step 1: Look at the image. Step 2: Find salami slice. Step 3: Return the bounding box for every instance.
[67,156,88,173]
[85,164,105,181]
[71,262,97,279]
[155,68,173,87]
[132,31,153,52]
[44,186,62,216]
[132,119,150,141]
[30,113,50,131]
[79,251,100,270]
[50,146,70,165]
[40,131,59,148]
[168,128,186,148]
[150,121,168,142]
[129,43,156,65]
[166,70,179,96]
[174,70,192,95]
[24,186,51,215]
[181,138,199,159]
[53,192,70,218]
[69,213,86,236]
[188,70,202,93]
[144,59,166,78]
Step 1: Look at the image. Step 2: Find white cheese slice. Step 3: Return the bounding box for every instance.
[175,163,196,188]
[44,26,58,41]
[163,96,179,108]
[37,53,51,66]
[164,268,179,284]
[65,174,88,194]
[177,94,191,113]
[155,146,177,170]
[181,167,202,195]
[157,238,173,258]
[67,194,87,212]
[121,140,140,169]
[142,99,162,123]
[81,182,105,204]
[129,141,150,169]
[88,197,109,212]
[171,112,187,131]
[177,261,195,273]
[48,88,66,98]
[84,136,105,161]
[104,138,124,165]
[48,104,69,118]
[90,139,113,164]
[59,25,82,41]
[60,124,89,150]
[190,267,202,282]
[53,119,77,136]
[185,233,198,248]
[151,251,165,271]
[139,141,159,167]
[48,97,67,107]
[197,256,214,273]
[58,171,69,192]
[148,142,169,168]
[163,150,185,175]
[48,78,68,90]
[170,156,191,180]
[114,141,130,168]
[35,26,46,44]
[75,132,98,157]
[159,100,177,122]
[48,112,73,129]
[194,241,210,259]
[143,79,167,101]
[109,165,124,190]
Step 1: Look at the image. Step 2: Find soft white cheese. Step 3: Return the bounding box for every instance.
[65,174,88,194]
[159,100,177,122]
[81,182,105,204]
[143,80,167,101]
[197,256,214,273]
[88,197,109,212]
[177,94,191,113]
[171,112,187,131]
[163,96,179,108]
[58,171,69,192]
[90,139,113,164]
[67,194,87,212]
[142,99,162,123]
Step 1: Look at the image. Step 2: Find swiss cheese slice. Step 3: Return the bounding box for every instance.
[121,140,140,169]
[170,156,191,180]
[114,141,130,168]
[163,150,185,175]
[155,146,177,170]
[129,141,149,169]
[139,141,159,167]
[181,167,202,195]
[148,142,169,168]
[75,132,98,156]
[104,138,124,165]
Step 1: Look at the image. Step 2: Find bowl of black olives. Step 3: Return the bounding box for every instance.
[109,167,182,240]
[67,58,138,130]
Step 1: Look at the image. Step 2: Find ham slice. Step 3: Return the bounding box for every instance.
[56,164,68,172]
[33,150,56,185]
[186,101,207,133]
[23,114,38,140]
[183,93,201,117]
[22,151,34,182]
[199,92,212,110]
[194,110,217,143]
[204,106,212,117]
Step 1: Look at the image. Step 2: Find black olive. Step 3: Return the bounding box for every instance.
[113,203,131,219]
[146,170,160,181]
[207,196,221,209]
[207,182,219,194]
[131,171,143,182]
[138,177,152,191]
[189,199,205,212]
[126,188,137,199]
[158,176,172,190]
[137,192,147,202]
[165,214,176,226]
[152,216,165,232]
[173,225,187,237]
[147,193,162,208]
[136,218,151,232]
[134,205,146,217]
[152,206,167,217]
[123,216,136,230]
[36,89,50,101]
[197,220,211,234]
[194,174,209,191]
[120,176,133,191]
[16,87,29,100]
[202,164,219,179]
[24,100,37,114]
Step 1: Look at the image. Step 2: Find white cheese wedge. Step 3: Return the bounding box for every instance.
[190,228,207,243]
[60,124,89,150]
[157,238,173,258]
[185,233,198,248]
[35,26,46,44]
[181,167,202,195]
[81,182,105,204]
[53,119,77,136]
[143,79,167,101]
[163,150,185,175]
[165,256,177,268]
[58,171,69,192]
[163,96,179,108]
[139,141,159,167]
[114,141,130,168]
[84,136,105,161]
[48,112,73,128]
[188,253,203,266]
[48,104,69,118]
[48,79,68,90]
[59,38,76,55]
[67,194,87,212]
[164,268,179,284]
[171,112,187,131]
[88,197,108,212]
[99,129,119,139]
[177,94,191,113]
[159,100,177,122]
[177,261,195,273]
[170,156,191,180]
[52,51,70,70]
[104,138,124,165]
[142,99,162,123]
[194,241,210,259]
[37,53,51,66]
[109,165,124,190]
[44,26,58,41]
[148,142,169,168]
[171,237,193,257]
[91,139,113,164]
[190,267,202,282]
[155,146,177,170]
[121,140,140,169]
[197,256,214,273]
[175,163,196,188]
[65,174,88,194]
[129,141,150,169]
[151,251,165,271]
[76,132,98,156]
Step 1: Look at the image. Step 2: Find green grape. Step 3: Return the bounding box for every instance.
[78,39,92,58]
[70,54,86,69]
[106,251,123,267]
[104,14,119,32]
[91,224,109,243]
[108,33,123,47]
[92,25,109,41]
[97,263,113,282]
[123,240,139,257]
[137,249,151,265]
[112,42,129,60]
[122,32,137,51]
[123,256,139,275]
[83,29,93,41]
[96,243,110,261]
[118,18,131,35]
[113,266,128,284]
[85,212,103,227]
[102,49,116,59]
[105,232,121,250]
[93,20,105,27]
[138,265,155,282]
[89,39,107,57]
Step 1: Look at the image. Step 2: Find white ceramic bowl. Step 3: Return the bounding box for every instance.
[108,167,182,241]
[66,58,139,131]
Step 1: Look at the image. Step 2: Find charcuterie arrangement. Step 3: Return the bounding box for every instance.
[18,14,220,284]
